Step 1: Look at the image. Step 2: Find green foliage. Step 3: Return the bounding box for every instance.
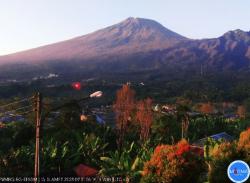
[0,122,111,176]
[151,115,181,144]
[80,121,117,151]
[12,123,35,148]
[69,132,109,167]
[40,131,109,176]
[188,116,229,141]
[151,114,249,146]
[0,122,34,154]
[188,116,247,141]
[99,142,153,182]
[41,139,71,175]
[204,138,222,162]
[208,129,250,183]
[0,146,34,176]
[1,77,250,180]
[53,102,82,130]
[208,142,240,183]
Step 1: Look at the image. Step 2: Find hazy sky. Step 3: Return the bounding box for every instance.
[0,0,250,55]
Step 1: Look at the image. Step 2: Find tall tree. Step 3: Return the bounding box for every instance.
[237,105,246,119]
[136,98,153,142]
[176,104,190,139]
[113,84,135,149]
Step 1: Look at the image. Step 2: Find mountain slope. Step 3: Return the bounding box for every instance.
[0,18,250,81]
[0,17,187,65]
[147,29,250,71]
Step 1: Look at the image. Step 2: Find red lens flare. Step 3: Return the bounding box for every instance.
[72,82,82,90]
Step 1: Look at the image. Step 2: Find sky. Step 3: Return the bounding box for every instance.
[0,0,250,55]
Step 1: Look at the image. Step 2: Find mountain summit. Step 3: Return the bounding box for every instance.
[0,17,187,65]
[0,18,250,81]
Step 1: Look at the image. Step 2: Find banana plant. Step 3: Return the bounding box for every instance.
[41,132,109,175]
[41,138,70,175]
[67,132,109,167]
[99,142,152,182]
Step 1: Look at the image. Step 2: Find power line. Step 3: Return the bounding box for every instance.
[13,110,34,116]
[0,105,33,117]
[0,96,34,109]
[0,110,34,123]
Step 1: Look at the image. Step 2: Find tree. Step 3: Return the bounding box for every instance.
[238,128,250,155]
[176,104,190,139]
[199,102,214,114]
[151,115,181,144]
[113,84,135,150]
[208,128,250,183]
[0,145,34,176]
[142,139,205,183]
[136,98,153,142]
[237,105,246,119]
[54,101,82,130]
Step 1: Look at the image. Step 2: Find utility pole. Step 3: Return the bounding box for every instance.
[31,90,101,182]
[34,92,42,183]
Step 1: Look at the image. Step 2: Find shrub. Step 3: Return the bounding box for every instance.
[208,142,240,183]
[208,128,250,183]
[238,128,250,152]
[142,139,205,183]
[0,146,34,176]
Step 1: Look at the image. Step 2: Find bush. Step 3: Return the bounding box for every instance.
[0,146,34,176]
[208,142,239,183]
[238,128,250,152]
[142,139,205,183]
[208,128,250,183]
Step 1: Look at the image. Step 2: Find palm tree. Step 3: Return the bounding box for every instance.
[176,104,190,139]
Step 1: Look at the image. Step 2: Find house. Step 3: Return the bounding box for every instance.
[161,105,176,115]
[187,112,202,117]
[190,145,204,156]
[193,132,234,147]
[223,114,239,121]
[0,113,25,123]
[153,104,160,112]
[95,114,105,124]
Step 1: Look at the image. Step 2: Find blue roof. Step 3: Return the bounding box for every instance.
[0,115,25,123]
[193,132,234,147]
[95,114,105,124]
[210,132,234,141]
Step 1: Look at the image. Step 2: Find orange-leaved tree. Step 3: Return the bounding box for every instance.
[136,98,153,142]
[238,128,250,157]
[199,102,214,114]
[113,84,135,149]
[142,139,205,183]
[237,105,246,119]
[208,128,250,182]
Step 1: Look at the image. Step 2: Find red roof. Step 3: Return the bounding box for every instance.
[75,164,98,177]
[190,145,204,156]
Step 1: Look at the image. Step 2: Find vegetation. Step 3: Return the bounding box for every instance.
[208,129,250,183]
[0,84,250,182]
[142,139,205,183]
[99,142,153,182]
